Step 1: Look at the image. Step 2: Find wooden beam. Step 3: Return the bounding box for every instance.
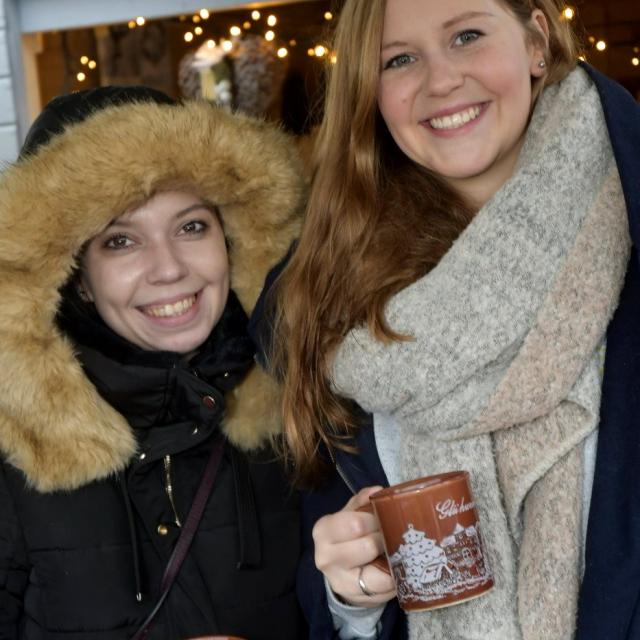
[17,0,317,34]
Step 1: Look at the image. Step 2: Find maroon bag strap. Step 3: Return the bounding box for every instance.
[131,436,225,640]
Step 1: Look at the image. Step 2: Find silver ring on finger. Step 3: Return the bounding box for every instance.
[357,565,377,597]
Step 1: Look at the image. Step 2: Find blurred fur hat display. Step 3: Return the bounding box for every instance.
[179,34,287,116]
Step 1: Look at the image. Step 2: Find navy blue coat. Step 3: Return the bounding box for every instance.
[251,64,640,640]
[575,69,640,638]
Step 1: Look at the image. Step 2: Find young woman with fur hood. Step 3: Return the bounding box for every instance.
[0,86,307,639]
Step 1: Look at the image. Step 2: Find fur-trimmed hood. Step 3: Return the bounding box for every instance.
[0,99,304,492]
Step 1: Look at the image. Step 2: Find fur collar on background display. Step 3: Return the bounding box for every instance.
[332,67,630,639]
[0,98,305,492]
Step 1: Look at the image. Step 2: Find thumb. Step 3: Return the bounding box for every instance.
[344,486,384,512]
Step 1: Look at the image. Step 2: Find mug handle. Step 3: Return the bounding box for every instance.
[356,503,391,575]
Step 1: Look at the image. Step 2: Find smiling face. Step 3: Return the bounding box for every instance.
[80,190,230,354]
[377,0,548,206]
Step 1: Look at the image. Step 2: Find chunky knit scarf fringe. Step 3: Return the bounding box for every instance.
[332,67,630,639]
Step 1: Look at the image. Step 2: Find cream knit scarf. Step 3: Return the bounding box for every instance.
[332,67,630,639]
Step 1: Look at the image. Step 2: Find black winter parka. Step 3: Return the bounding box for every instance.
[0,90,307,639]
[0,293,304,639]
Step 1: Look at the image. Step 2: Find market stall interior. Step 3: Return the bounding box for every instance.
[28,0,640,138]
[32,1,338,135]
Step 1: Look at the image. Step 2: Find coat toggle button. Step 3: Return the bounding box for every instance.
[202,395,216,408]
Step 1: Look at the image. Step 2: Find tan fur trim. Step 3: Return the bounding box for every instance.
[222,366,282,450]
[0,101,304,490]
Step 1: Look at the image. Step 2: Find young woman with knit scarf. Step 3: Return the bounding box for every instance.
[0,87,308,638]
[256,0,640,638]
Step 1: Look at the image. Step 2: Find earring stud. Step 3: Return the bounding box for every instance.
[538,60,547,69]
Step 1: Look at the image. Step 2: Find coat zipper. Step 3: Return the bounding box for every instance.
[328,448,357,496]
[163,455,182,528]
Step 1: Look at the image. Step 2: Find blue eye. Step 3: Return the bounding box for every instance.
[384,53,416,70]
[454,30,482,46]
[104,234,134,250]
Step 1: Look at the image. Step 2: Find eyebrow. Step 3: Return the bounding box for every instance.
[105,203,216,229]
[175,203,217,219]
[381,11,494,51]
[443,10,494,29]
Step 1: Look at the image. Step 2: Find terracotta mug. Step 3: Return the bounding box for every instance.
[360,470,493,611]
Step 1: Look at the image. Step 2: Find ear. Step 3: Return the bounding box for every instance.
[529,9,551,78]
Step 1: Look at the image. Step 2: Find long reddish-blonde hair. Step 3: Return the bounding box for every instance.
[273,0,580,486]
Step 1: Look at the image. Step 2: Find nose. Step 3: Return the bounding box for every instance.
[423,53,464,97]
[146,241,189,284]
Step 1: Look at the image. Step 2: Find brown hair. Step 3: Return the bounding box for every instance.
[273,0,580,486]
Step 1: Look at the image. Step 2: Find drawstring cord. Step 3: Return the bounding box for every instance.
[119,470,144,602]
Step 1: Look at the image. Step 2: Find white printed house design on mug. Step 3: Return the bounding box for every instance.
[389,520,493,604]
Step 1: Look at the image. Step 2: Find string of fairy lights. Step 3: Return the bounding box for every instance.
[71,4,640,85]
[561,5,640,67]
[73,6,335,84]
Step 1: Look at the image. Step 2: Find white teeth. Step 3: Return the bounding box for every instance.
[144,295,196,318]
[429,105,482,130]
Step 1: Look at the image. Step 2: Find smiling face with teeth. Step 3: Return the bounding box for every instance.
[80,190,230,354]
[378,0,549,206]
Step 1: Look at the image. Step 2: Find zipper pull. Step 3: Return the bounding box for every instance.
[163,455,182,528]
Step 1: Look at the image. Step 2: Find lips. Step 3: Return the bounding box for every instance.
[140,294,197,318]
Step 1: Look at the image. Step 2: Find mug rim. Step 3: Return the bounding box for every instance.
[370,470,468,501]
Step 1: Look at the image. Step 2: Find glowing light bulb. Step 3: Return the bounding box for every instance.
[277,47,288,58]
[314,45,327,57]
[243,21,251,29]
[77,72,86,82]
[194,26,203,35]
[88,60,97,69]
[80,55,89,65]
[265,30,275,42]
[307,48,315,57]
[200,9,210,19]
[136,16,145,26]
[184,32,194,42]
[562,6,575,20]
[251,11,261,20]
[330,54,338,64]
[324,11,333,20]
[128,20,136,29]
[230,26,242,36]
[595,40,606,51]
[192,15,201,23]
[222,39,233,52]
[267,15,277,27]
[206,39,216,48]
[632,57,640,67]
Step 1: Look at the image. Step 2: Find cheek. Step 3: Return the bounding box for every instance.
[480,40,534,98]
[194,241,229,284]
[83,259,139,310]
[378,79,409,130]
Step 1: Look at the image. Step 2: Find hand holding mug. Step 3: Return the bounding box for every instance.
[312,486,397,607]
